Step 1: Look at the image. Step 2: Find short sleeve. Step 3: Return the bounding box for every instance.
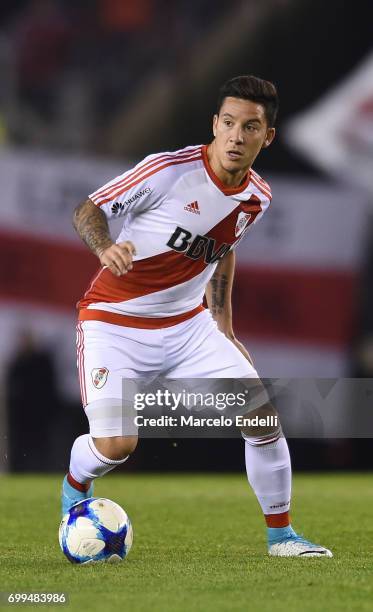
[88,155,164,219]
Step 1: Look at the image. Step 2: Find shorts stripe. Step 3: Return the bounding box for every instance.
[76,323,81,399]
[77,322,87,407]
[80,323,87,407]
[76,323,83,405]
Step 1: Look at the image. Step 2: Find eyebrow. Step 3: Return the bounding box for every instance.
[222,113,262,124]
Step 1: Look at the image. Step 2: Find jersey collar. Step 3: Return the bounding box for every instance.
[201,144,251,196]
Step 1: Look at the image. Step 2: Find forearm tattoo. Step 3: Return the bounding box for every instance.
[210,272,228,316]
[73,200,113,257]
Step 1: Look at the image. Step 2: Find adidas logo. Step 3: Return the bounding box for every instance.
[184,201,200,215]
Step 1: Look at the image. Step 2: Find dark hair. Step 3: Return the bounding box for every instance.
[217,75,279,127]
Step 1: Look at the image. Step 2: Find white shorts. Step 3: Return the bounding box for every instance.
[76,310,258,411]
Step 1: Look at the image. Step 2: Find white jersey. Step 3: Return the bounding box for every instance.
[78,144,272,329]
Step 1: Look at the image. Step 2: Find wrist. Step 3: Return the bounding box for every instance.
[96,240,114,259]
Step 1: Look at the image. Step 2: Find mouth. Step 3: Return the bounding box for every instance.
[226,150,243,160]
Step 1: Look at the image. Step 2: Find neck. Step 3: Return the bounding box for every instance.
[207,142,249,188]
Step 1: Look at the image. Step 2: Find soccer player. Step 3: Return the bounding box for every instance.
[62,75,332,557]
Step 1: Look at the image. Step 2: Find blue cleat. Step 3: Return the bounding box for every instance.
[61,475,94,518]
[268,525,333,557]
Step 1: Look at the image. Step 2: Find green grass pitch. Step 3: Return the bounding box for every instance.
[1,472,373,612]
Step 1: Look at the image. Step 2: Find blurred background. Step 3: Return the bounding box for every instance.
[1,0,372,474]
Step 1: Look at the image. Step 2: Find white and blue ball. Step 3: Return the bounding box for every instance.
[59,497,133,564]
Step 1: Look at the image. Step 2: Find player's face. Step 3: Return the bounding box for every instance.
[212,97,275,180]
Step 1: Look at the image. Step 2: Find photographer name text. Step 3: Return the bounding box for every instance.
[134,415,278,428]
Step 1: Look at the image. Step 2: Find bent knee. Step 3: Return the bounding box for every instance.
[93,435,138,460]
[239,402,280,438]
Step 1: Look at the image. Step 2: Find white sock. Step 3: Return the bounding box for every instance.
[69,434,128,484]
[244,437,292,516]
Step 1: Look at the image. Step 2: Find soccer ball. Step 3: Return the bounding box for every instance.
[59,497,133,564]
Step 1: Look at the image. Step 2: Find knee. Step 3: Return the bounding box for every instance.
[239,403,280,438]
[93,435,138,460]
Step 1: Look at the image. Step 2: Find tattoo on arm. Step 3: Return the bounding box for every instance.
[73,199,113,257]
[210,272,228,317]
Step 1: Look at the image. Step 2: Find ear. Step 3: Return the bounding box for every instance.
[213,114,218,138]
[262,127,275,149]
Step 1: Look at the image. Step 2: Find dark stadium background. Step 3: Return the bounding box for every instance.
[1,0,373,474]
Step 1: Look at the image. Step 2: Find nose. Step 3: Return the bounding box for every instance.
[229,125,244,144]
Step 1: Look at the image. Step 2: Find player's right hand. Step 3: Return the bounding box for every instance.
[98,241,137,276]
